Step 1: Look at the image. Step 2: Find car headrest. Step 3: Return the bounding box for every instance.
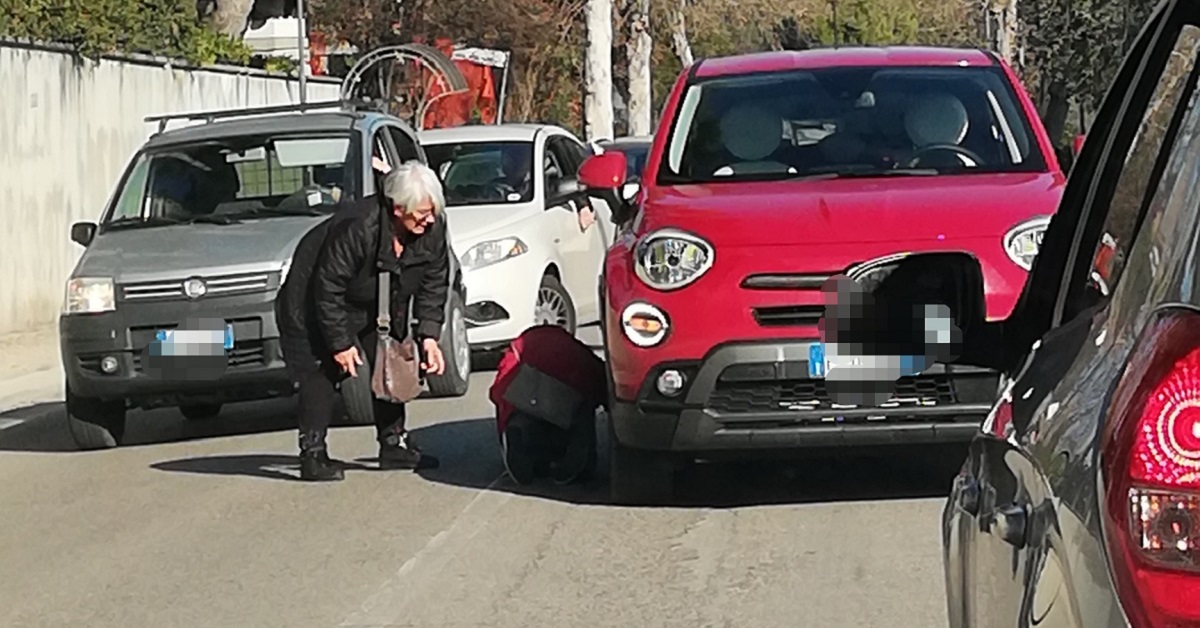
[904,93,969,146]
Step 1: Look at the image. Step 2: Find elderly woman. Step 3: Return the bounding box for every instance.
[276,162,449,482]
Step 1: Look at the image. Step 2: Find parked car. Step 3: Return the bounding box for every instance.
[420,124,613,351]
[60,101,470,450]
[578,46,1067,503]
[921,5,1200,627]
[596,135,652,200]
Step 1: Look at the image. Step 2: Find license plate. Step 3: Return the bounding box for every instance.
[154,324,234,353]
[808,342,828,379]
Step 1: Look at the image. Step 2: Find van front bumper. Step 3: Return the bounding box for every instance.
[59,289,293,408]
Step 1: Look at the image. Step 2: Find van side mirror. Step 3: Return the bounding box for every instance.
[71,222,97,247]
[579,152,635,225]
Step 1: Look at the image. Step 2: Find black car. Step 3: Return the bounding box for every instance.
[857,2,1200,625]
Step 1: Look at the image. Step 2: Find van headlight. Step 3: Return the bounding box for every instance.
[1003,216,1051,271]
[63,277,116,315]
[461,237,528,271]
[634,229,714,290]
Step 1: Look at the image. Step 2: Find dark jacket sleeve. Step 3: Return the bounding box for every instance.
[313,217,373,354]
[414,216,451,341]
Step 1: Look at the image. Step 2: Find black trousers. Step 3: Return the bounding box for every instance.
[281,328,406,448]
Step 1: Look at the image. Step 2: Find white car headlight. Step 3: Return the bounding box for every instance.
[634,229,714,290]
[461,237,529,271]
[1004,216,1051,271]
[63,277,116,315]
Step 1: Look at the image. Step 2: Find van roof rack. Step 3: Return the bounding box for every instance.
[144,98,384,134]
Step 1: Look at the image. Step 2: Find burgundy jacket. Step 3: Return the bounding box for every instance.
[488,325,606,434]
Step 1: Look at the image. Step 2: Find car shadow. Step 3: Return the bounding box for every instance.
[406,417,967,509]
[0,398,359,454]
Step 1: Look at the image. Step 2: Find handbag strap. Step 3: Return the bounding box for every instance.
[376,269,416,340]
[376,271,392,334]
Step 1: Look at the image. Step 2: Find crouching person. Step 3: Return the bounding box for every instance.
[489,325,607,485]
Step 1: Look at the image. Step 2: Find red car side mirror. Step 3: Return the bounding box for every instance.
[1072,134,1086,157]
[579,152,628,190]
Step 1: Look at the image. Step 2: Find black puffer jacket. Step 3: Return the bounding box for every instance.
[311,197,450,354]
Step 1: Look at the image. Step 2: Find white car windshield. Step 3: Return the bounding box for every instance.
[424,141,535,206]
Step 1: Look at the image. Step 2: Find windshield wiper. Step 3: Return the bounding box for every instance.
[789,167,940,181]
[105,216,184,230]
[104,214,242,230]
[230,206,326,218]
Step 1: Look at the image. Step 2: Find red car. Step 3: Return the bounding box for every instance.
[578,46,1067,503]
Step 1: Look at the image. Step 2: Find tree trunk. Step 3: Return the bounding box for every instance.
[1042,80,1071,147]
[205,0,257,39]
[626,0,653,136]
[670,0,694,67]
[585,0,615,141]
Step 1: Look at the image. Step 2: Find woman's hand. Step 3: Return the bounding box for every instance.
[421,338,445,376]
[334,346,364,377]
[577,206,596,232]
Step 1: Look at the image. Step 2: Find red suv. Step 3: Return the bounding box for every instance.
[578,46,1067,503]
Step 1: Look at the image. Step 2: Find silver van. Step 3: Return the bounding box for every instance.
[60,102,470,449]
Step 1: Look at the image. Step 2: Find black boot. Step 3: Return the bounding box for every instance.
[298,430,344,482]
[378,430,439,470]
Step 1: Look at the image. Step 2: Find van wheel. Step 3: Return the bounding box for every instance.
[340,363,375,426]
[180,403,222,421]
[535,275,576,334]
[65,384,127,450]
[426,292,471,397]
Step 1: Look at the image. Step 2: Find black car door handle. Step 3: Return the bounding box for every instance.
[989,504,1028,548]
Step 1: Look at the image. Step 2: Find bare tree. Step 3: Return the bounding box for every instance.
[626,0,653,135]
[585,0,615,140]
[669,0,694,66]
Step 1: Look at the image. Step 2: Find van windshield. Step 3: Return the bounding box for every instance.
[659,66,1047,185]
[103,133,360,229]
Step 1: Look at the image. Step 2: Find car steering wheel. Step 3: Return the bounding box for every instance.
[901,144,984,169]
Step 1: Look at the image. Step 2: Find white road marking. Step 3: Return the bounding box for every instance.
[339,475,511,627]
[0,418,24,431]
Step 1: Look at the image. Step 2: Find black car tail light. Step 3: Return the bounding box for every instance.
[1100,307,1200,627]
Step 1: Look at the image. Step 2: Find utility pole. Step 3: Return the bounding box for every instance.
[830,0,839,47]
[296,0,309,103]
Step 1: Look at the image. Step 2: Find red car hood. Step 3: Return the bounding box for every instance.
[639,172,1065,247]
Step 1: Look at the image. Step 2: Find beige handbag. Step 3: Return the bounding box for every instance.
[370,271,424,403]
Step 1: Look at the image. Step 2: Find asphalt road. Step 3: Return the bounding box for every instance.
[0,369,961,628]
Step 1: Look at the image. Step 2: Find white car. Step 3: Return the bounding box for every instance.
[420,124,613,350]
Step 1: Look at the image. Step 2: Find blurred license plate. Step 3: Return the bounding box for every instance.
[154,324,234,353]
[808,342,828,378]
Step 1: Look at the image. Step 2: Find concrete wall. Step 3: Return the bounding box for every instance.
[0,41,341,335]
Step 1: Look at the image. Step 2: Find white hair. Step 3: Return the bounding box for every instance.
[382,161,446,216]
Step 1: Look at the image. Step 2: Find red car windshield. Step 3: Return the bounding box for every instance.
[659,65,1047,184]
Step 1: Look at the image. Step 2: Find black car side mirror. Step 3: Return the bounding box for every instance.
[71,222,97,247]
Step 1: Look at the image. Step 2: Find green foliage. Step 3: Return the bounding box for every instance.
[0,0,252,65]
[263,55,299,74]
[1023,0,1157,109]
